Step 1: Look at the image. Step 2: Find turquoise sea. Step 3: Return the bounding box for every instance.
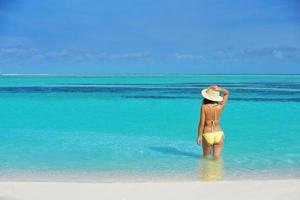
[0,74,299,182]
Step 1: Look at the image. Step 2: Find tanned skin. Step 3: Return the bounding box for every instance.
[197,85,229,159]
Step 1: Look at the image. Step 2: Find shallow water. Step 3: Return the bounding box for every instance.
[0,74,299,181]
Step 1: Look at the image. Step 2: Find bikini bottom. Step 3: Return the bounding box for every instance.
[202,131,224,145]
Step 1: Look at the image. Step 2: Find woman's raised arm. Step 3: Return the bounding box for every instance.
[210,85,229,109]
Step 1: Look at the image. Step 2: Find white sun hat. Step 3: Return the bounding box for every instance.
[201,88,223,102]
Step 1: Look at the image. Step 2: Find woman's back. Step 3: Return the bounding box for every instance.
[203,104,223,133]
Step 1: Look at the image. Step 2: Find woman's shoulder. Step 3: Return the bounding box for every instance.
[201,104,208,109]
[201,104,215,111]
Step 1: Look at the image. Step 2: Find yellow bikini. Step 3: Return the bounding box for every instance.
[202,131,224,145]
[202,105,224,145]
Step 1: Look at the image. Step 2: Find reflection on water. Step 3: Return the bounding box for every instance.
[199,157,224,181]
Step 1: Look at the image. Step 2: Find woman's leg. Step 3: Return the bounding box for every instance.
[213,135,224,159]
[202,136,212,158]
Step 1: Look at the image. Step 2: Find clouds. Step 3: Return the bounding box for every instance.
[44,49,92,63]
[215,51,234,60]
[107,52,152,60]
[0,45,153,65]
[0,46,39,64]
[0,35,299,73]
[215,46,300,62]
[270,47,300,60]
[272,50,284,60]
[172,53,205,61]
[170,46,300,65]
[1,44,299,67]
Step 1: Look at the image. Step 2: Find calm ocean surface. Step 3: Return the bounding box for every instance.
[0,74,299,182]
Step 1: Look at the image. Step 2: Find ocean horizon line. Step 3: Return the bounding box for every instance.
[1,73,300,77]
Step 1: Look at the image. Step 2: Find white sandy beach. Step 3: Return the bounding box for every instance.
[0,180,299,200]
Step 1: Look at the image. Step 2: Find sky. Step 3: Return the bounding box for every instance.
[0,0,299,74]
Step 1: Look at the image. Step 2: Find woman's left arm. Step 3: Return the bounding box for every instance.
[197,105,205,145]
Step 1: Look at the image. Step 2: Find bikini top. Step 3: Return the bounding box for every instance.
[208,104,219,132]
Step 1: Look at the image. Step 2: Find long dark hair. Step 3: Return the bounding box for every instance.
[202,98,218,105]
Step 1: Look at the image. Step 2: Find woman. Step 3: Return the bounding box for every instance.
[197,85,229,159]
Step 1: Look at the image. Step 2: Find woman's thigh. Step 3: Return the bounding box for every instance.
[202,137,212,157]
[213,135,224,158]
